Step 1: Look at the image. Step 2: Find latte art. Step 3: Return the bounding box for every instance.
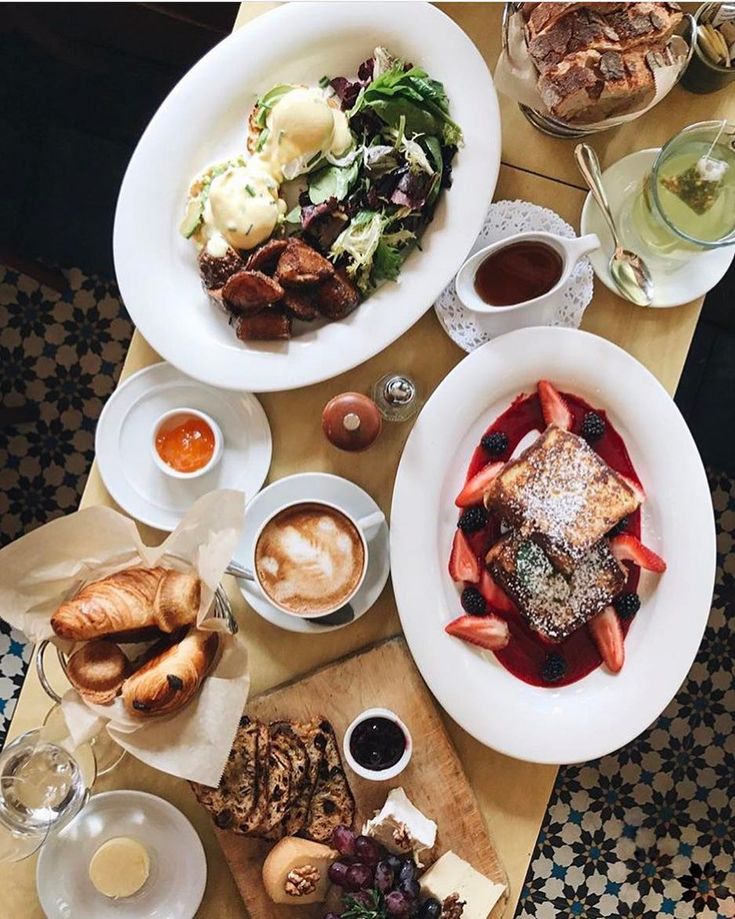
[255,503,365,615]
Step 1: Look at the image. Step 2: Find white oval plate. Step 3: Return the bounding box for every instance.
[95,362,271,531]
[113,1,500,392]
[37,791,206,919]
[233,472,390,634]
[390,327,715,764]
[581,148,735,309]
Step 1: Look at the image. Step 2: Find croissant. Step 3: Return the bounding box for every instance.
[122,628,219,717]
[51,567,201,641]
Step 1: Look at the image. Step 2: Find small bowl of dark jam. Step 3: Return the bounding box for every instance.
[343,707,412,781]
[454,230,600,337]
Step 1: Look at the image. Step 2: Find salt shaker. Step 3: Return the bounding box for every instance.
[322,392,382,452]
[372,373,420,422]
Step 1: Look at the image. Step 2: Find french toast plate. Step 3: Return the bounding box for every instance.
[113,2,500,392]
[390,327,716,764]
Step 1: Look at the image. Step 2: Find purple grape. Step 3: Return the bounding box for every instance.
[354,835,382,866]
[331,824,356,856]
[398,859,417,883]
[327,860,349,887]
[385,890,412,916]
[345,862,374,891]
[385,854,403,873]
[398,877,420,900]
[375,859,395,892]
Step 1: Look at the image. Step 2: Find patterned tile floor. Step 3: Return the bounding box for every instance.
[0,264,132,737]
[0,266,732,917]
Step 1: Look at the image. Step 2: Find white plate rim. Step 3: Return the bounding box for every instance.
[235,471,391,634]
[36,789,207,919]
[112,1,501,392]
[390,326,716,764]
[95,361,271,530]
[580,147,735,309]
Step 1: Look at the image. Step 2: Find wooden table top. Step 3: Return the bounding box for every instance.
[5,4,732,918]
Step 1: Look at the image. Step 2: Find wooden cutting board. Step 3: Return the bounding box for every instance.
[213,637,509,917]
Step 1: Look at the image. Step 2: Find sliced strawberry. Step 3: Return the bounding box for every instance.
[619,474,646,505]
[445,614,510,651]
[455,461,504,507]
[538,380,572,430]
[448,529,481,583]
[479,566,515,613]
[588,605,625,673]
[610,534,666,572]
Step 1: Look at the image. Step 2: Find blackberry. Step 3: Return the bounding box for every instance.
[461,586,487,615]
[606,516,628,538]
[581,411,606,442]
[481,431,509,457]
[458,505,488,533]
[613,592,640,620]
[541,652,567,683]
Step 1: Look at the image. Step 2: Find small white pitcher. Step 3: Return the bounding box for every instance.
[455,231,600,337]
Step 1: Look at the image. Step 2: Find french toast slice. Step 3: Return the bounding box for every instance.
[484,425,640,574]
[487,532,626,643]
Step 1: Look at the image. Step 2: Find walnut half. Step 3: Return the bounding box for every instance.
[442,892,466,919]
[392,821,413,851]
[285,864,320,897]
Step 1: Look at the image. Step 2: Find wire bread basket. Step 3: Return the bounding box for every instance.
[501,2,696,137]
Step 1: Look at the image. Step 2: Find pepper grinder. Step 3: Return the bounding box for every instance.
[322,392,382,452]
[372,373,420,422]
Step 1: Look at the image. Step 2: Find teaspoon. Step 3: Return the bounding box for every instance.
[574,143,655,307]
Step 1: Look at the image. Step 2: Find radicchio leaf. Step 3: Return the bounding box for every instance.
[300,196,340,231]
[357,56,375,83]
[390,170,432,211]
[329,77,362,110]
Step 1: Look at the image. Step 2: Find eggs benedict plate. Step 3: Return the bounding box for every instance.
[114,2,500,391]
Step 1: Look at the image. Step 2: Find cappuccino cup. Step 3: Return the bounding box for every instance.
[252,500,383,618]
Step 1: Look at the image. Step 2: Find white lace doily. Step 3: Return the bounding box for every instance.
[434,200,594,352]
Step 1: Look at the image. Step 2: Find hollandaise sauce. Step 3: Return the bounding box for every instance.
[156,416,215,473]
[190,85,353,256]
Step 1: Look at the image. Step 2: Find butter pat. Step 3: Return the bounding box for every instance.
[419,851,506,919]
[363,787,437,867]
[89,836,150,899]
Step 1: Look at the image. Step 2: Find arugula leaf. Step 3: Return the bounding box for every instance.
[308,160,359,205]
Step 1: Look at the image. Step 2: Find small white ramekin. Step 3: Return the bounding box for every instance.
[151,407,223,480]
[342,707,413,782]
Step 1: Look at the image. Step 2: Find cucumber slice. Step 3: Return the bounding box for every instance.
[180,196,204,238]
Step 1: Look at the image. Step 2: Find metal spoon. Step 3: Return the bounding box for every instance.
[574,143,655,307]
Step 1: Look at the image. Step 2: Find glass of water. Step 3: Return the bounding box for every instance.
[0,726,96,863]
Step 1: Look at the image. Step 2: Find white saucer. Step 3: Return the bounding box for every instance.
[36,790,207,919]
[95,362,272,531]
[581,148,735,309]
[233,473,390,634]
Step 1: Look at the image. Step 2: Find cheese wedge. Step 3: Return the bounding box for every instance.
[419,851,506,918]
[262,837,338,905]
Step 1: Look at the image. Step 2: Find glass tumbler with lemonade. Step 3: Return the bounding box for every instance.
[629,120,735,257]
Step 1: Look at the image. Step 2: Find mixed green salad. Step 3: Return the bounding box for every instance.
[285,46,462,294]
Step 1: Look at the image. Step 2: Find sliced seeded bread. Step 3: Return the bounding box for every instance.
[249,741,293,836]
[263,722,311,840]
[190,716,268,833]
[301,719,355,843]
[270,718,327,840]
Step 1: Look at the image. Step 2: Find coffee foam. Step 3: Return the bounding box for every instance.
[255,503,364,615]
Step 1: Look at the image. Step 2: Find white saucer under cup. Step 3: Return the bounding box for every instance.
[95,361,272,531]
[581,148,735,309]
[36,790,207,919]
[234,472,390,634]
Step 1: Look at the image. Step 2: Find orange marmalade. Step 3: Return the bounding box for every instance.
[156,417,215,473]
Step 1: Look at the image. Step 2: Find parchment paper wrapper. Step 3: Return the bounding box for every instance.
[495,9,688,130]
[0,490,249,786]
